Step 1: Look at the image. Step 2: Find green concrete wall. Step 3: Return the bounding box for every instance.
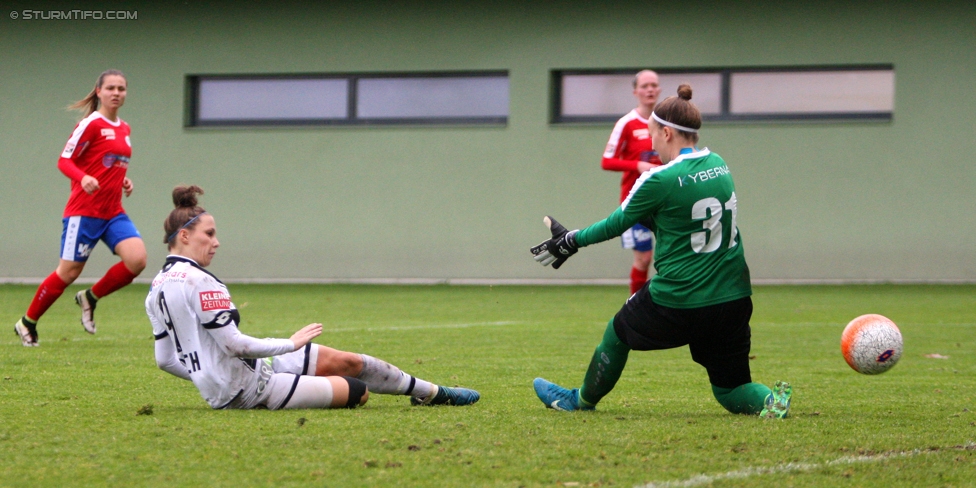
[2,1,973,282]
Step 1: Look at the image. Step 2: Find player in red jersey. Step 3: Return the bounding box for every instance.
[601,70,663,295]
[14,70,146,347]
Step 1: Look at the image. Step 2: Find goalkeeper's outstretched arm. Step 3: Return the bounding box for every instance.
[530,207,643,270]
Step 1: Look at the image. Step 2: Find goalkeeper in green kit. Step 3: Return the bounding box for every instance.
[530,84,791,418]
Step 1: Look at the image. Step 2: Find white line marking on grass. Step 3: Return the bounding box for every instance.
[323,321,519,333]
[753,322,976,327]
[636,443,976,488]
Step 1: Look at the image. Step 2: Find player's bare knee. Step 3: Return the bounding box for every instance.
[125,255,147,274]
[344,352,364,376]
[332,350,363,376]
[633,252,652,269]
[56,261,84,283]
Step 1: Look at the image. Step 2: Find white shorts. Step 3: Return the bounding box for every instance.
[221,358,292,409]
[271,343,319,376]
[223,355,335,410]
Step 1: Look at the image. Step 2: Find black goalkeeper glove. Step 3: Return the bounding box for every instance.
[530,216,579,269]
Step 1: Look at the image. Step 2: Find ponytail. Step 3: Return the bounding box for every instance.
[67,69,126,116]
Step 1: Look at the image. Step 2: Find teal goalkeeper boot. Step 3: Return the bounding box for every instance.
[760,381,793,419]
[533,378,594,411]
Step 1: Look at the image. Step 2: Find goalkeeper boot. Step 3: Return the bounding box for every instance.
[75,289,97,334]
[533,378,594,412]
[14,317,38,347]
[411,385,480,406]
[760,381,792,419]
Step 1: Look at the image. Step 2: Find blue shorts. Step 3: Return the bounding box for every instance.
[60,214,141,262]
[621,223,653,252]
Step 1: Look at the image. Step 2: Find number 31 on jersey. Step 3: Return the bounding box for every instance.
[691,192,738,254]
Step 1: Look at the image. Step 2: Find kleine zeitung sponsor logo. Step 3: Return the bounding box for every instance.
[199,290,231,311]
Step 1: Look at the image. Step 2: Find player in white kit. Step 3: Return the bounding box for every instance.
[146,185,481,410]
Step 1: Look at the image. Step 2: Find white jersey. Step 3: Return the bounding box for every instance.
[145,256,294,409]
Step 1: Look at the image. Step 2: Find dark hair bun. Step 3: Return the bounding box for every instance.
[172,185,204,208]
[677,84,693,101]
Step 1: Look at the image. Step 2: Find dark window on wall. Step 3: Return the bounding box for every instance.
[551,65,894,124]
[186,71,509,127]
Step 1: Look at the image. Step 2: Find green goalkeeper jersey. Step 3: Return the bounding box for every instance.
[576,148,752,308]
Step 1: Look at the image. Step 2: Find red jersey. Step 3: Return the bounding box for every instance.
[601,109,662,203]
[58,112,132,219]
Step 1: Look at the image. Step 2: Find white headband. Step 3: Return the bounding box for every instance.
[651,112,699,133]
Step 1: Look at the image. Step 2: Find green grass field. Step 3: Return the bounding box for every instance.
[1,284,973,487]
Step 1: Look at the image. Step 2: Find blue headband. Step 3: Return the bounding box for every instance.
[167,212,207,243]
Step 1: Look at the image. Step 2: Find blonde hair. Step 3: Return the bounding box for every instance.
[632,69,657,88]
[67,69,126,116]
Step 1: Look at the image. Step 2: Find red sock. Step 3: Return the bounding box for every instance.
[91,261,138,299]
[26,272,69,322]
[630,266,648,295]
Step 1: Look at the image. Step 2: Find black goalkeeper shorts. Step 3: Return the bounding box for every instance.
[612,288,754,389]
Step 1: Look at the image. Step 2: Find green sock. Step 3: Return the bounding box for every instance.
[712,382,772,415]
[579,320,631,406]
